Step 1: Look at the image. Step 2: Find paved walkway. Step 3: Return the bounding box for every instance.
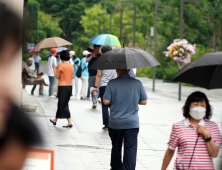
[22,76,222,170]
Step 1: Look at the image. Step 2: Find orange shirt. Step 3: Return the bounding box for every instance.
[55,63,74,86]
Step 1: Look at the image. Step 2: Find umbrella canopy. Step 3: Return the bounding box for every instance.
[47,47,68,57]
[172,52,222,89]
[34,37,73,49]
[90,47,160,70]
[89,34,121,47]
[29,49,41,53]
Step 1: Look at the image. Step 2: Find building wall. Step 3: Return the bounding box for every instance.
[0,0,24,105]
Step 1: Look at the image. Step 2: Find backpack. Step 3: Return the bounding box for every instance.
[76,62,86,78]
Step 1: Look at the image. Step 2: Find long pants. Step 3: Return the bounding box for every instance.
[48,76,55,96]
[81,75,88,97]
[89,76,99,104]
[31,77,45,94]
[53,78,59,96]
[87,86,91,98]
[99,86,109,127]
[35,62,39,74]
[108,128,139,170]
[72,76,79,96]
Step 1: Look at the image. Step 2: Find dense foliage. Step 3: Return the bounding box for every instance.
[24,0,222,82]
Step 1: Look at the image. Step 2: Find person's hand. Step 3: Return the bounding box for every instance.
[76,64,79,67]
[91,87,97,94]
[197,125,210,138]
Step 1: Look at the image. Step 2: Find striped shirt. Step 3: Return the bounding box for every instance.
[168,119,222,170]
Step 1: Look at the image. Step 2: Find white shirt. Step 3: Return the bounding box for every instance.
[47,56,57,76]
[99,70,117,87]
[29,58,35,71]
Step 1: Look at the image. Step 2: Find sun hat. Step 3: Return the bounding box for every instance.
[82,50,90,56]
[69,51,75,56]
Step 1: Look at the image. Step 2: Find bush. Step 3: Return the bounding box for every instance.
[137,67,152,77]
[163,66,179,82]
[148,66,164,79]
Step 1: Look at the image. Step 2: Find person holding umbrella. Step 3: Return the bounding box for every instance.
[90,47,159,170]
[91,45,117,131]
[50,50,74,128]
[161,92,222,170]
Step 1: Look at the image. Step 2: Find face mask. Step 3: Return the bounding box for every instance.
[190,107,206,120]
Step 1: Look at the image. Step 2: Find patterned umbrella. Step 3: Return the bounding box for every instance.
[34,37,73,49]
[89,34,121,47]
[29,49,41,53]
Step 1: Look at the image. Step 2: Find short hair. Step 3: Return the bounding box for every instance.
[93,44,101,48]
[182,91,212,120]
[0,5,22,51]
[0,103,42,151]
[60,50,70,61]
[26,59,32,65]
[101,45,112,54]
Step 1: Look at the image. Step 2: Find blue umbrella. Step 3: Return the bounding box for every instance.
[47,47,68,57]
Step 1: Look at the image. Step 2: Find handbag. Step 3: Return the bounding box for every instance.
[176,135,200,170]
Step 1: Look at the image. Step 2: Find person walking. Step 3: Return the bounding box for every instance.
[34,52,41,74]
[70,51,80,99]
[29,54,35,74]
[50,50,74,128]
[80,50,89,100]
[161,92,222,170]
[47,48,58,98]
[91,45,117,131]
[103,69,148,170]
[86,45,101,108]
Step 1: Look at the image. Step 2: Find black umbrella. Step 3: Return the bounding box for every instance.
[172,52,222,89]
[90,47,160,70]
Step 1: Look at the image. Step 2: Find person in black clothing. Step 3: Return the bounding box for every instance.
[86,45,101,109]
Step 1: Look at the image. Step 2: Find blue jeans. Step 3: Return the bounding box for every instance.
[87,86,91,98]
[35,62,39,74]
[48,76,55,96]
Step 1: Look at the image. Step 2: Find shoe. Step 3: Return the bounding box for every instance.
[92,104,97,109]
[50,95,56,99]
[44,83,49,86]
[62,124,73,128]
[102,126,108,131]
[81,97,87,100]
[39,93,44,95]
[85,97,90,100]
[31,93,34,96]
[50,119,56,126]
[98,98,101,103]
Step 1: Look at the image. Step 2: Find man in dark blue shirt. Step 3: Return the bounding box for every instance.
[86,45,101,109]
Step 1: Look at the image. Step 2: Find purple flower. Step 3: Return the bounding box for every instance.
[173,51,178,55]
[180,48,184,53]
[183,59,188,63]
[173,57,179,61]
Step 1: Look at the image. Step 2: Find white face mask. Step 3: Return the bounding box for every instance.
[190,107,206,120]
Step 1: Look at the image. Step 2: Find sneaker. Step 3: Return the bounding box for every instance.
[98,98,101,104]
[81,97,87,100]
[50,95,56,99]
[92,104,97,109]
[70,96,75,100]
[102,126,108,131]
